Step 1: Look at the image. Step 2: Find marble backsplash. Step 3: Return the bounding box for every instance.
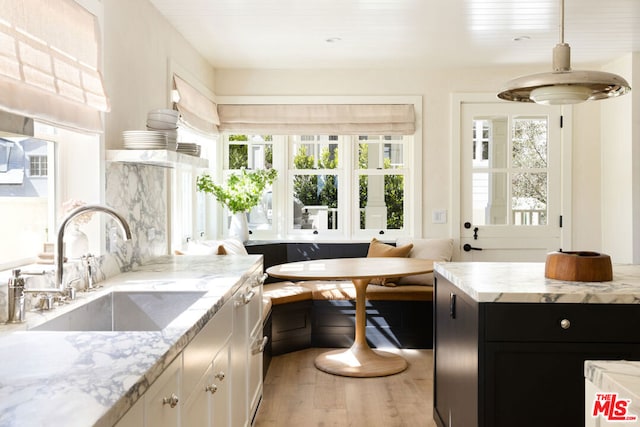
[0,161,170,323]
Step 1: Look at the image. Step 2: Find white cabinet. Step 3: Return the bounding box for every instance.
[114,396,144,427]
[112,264,264,427]
[182,300,233,427]
[231,267,266,427]
[145,355,182,427]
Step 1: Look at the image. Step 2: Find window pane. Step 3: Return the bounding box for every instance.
[473,118,507,168]
[512,172,547,225]
[0,136,53,266]
[358,174,405,230]
[358,136,404,170]
[293,174,338,230]
[227,134,273,169]
[472,172,508,225]
[512,117,548,168]
[291,135,338,170]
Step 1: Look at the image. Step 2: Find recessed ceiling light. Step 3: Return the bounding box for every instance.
[325,37,342,43]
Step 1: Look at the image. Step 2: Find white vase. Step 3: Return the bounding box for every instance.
[64,223,89,259]
[229,212,249,242]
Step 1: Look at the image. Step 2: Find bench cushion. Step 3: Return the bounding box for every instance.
[263,281,313,305]
[294,280,433,301]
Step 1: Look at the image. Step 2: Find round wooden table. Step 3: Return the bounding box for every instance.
[266,257,434,378]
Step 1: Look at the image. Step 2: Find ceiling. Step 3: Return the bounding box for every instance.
[148,0,640,70]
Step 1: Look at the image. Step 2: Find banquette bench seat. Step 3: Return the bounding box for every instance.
[178,237,452,375]
[248,238,453,357]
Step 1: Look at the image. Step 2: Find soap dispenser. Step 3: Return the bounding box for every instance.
[7,269,25,323]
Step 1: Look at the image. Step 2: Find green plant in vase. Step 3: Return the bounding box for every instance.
[196,168,278,241]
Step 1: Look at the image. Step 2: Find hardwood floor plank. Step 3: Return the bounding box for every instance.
[255,348,436,427]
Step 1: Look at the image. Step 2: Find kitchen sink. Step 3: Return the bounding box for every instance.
[30,291,206,332]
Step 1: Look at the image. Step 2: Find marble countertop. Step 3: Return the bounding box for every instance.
[0,254,263,427]
[434,262,640,303]
[585,360,640,420]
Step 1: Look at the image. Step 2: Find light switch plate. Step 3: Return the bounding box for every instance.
[432,209,447,224]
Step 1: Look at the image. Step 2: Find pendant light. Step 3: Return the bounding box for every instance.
[497,0,631,105]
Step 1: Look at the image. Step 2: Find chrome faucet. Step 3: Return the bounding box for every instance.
[56,204,132,290]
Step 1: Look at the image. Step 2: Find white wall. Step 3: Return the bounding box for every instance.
[215,67,606,243]
[102,0,216,150]
[600,53,639,263]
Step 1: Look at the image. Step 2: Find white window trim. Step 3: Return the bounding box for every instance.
[216,95,423,241]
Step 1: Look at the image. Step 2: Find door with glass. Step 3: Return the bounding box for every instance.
[461,102,563,261]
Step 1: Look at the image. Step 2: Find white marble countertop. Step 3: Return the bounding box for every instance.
[434,262,640,303]
[585,360,640,421]
[0,254,262,427]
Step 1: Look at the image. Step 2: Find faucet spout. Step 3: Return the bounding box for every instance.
[56,204,132,289]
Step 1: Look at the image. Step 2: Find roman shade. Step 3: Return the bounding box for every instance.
[0,0,109,132]
[217,104,416,135]
[173,74,220,135]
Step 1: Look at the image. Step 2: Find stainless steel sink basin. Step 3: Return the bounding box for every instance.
[30,291,206,332]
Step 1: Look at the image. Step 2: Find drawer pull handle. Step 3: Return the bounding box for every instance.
[235,290,256,307]
[215,371,226,381]
[560,318,571,329]
[252,336,269,354]
[205,384,218,394]
[162,393,179,408]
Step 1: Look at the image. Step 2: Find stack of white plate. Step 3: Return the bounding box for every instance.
[176,142,201,157]
[122,130,168,150]
[147,109,179,130]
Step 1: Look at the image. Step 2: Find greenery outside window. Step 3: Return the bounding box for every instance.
[220,131,416,240]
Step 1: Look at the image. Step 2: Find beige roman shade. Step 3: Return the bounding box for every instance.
[173,75,220,134]
[217,104,416,135]
[0,0,109,132]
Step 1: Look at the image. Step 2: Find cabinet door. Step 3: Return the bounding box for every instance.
[484,342,640,427]
[182,364,213,427]
[115,396,144,427]
[211,342,232,427]
[248,321,266,421]
[433,276,479,427]
[146,355,182,427]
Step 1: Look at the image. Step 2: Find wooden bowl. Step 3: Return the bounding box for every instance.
[544,251,612,282]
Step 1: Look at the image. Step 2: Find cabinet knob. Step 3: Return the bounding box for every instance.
[560,318,571,329]
[205,384,218,394]
[215,371,226,381]
[162,393,179,408]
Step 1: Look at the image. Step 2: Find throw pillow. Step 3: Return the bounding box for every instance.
[396,238,453,285]
[366,238,413,286]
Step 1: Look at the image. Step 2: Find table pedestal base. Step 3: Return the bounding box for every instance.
[314,346,408,378]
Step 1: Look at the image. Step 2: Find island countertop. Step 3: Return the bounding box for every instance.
[0,254,263,427]
[434,262,640,303]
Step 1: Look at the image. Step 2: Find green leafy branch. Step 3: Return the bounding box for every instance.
[196,168,278,214]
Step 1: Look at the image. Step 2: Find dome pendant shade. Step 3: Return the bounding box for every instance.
[497,0,631,104]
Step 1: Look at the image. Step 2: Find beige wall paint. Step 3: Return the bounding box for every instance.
[215,67,606,243]
[102,0,216,150]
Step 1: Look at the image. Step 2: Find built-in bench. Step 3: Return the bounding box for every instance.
[247,239,453,361]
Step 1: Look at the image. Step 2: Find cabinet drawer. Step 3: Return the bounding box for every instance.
[484,303,640,343]
[183,301,232,394]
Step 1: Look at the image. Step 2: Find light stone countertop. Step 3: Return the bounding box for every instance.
[585,360,640,422]
[0,254,263,427]
[434,262,640,303]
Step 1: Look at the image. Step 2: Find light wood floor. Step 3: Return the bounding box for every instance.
[254,348,437,427]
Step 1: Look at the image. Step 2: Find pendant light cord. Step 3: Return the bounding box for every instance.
[559,0,565,44]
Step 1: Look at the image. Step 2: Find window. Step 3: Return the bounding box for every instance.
[221,132,416,240]
[29,155,48,177]
[0,131,54,269]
